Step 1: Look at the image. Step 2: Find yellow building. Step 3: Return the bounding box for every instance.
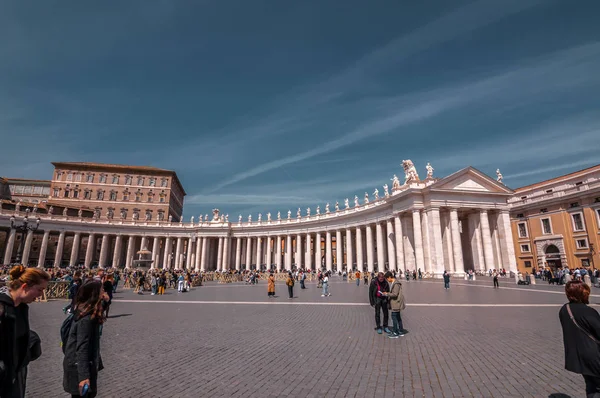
[509,165,600,273]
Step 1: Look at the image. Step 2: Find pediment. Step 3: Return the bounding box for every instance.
[430,167,513,194]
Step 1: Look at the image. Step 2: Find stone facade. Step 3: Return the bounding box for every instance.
[1,178,51,204]
[508,164,600,273]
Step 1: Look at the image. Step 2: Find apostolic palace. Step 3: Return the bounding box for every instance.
[1,161,599,277]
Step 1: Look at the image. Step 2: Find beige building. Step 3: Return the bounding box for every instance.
[48,162,186,222]
[508,165,600,273]
[0,177,51,204]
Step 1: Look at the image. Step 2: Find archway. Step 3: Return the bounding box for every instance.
[545,244,562,270]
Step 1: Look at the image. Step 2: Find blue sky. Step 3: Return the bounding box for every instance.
[1,0,599,219]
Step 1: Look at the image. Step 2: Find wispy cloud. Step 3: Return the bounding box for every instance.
[504,158,599,180]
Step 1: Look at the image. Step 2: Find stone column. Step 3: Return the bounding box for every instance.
[69,232,81,267]
[193,236,201,271]
[468,213,485,271]
[266,237,273,271]
[200,237,208,271]
[276,236,282,271]
[162,237,172,269]
[98,234,110,268]
[152,237,160,269]
[346,229,353,271]
[479,210,495,271]
[450,209,465,275]
[54,231,66,268]
[285,235,292,270]
[375,223,385,272]
[412,210,425,272]
[305,234,312,270]
[235,237,242,270]
[222,236,230,270]
[125,236,135,269]
[394,215,405,272]
[216,237,223,271]
[384,220,396,272]
[140,236,148,251]
[3,229,16,265]
[427,208,445,276]
[256,237,262,270]
[174,237,183,269]
[38,230,50,268]
[113,235,123,268]
[497,210,517,273]
[443,212,455,273]
[186,237,194,270]
[356,227,364,272]
[366,225,375,273]
[296,234,302,269]
[336,230,343,271]
[326,231,333,272]
[21,230,35,266]
[246,237,253,271]
[314,232,321,270]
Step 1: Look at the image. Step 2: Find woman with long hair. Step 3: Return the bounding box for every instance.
[63,280,108,398]
[0,265,50,398]
[559,280,600,397]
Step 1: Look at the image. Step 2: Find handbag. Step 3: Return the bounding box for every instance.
[566,304,600,344]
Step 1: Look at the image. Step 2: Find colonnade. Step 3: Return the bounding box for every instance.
[1,208,516,275]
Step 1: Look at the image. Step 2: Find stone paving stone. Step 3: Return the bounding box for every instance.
[24,277,586,397]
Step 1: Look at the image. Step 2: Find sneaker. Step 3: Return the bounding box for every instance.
[383,327,392,334]
[377,327,383,334]
[397,332,406,336]
[388,334,400,339]
[400,329,409,334]
[321,294,326,297]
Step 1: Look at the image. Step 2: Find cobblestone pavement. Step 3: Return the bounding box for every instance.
[25,277,590,397]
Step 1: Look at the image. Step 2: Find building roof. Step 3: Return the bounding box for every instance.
[3,177,51,185]
[514,164,600,192]
[51,162,174,173]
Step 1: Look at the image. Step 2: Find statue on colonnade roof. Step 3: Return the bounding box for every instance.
[402,159,419,184]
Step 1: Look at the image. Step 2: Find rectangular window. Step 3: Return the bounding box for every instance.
[97,191,104,200]
[147,196,153,202]
[66,173,73,181]
[87,174,93,183]
[517,222,528,238]
[110,192,117,201]
[53,188,59,197]
[571,213,585,232]
[524,260,532,268]
[161,179,168,187]
[75,174,82,182]
[123,193,129,201]
[576,238,588,249]
[112,175,119,184]
[520,244,530,253]
[64,190,70,198]
[541,218,552,235]
[159,196,165,203]
[73,190,79,198]
[125,176,132,185]
[149,177,156,187]
[84,190,91,200]
[99,175,107,183]
[137,177,144,186]
[582,259,591,267]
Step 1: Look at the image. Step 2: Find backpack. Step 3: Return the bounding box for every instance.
[60,313,75,353]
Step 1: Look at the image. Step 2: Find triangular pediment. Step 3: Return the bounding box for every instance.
[429,167,514,194]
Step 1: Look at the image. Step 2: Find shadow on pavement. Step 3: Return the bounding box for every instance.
[107,313,133,319]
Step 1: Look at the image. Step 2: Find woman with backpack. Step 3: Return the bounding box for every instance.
[0,265,49,398]
[62,280,108,398]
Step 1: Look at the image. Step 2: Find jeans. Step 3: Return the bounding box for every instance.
[444,282,450,289]
[493,278,499,288]
[356,279,360,286]
[391,311,404,334]
[374,298,389,328]
[113,281,118,293]
[300,280,305,289]
[288,285,294,298]
[152,285,158,294]
[584,375,600,398]
[178,281,184,292]
[322,282,329,295]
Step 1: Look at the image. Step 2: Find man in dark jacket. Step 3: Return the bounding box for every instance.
[369,272,391,334]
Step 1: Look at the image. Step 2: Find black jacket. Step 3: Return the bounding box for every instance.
[62,312,102,397]
[369,278,390,306]
[559,303,600,376]
[0,286,40,398]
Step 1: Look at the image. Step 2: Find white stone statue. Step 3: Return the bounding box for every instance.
[48,206,54,215]
[325,203,330,213]
[267,212,272,222]
[496,168,503,184]
[391,175,401,190]
[306,207,311,216]
[225,214,229,222]
[383,184,389,197]
[63,208,68,216]
[32,204,37,213]
[426,162,434,179]
[248,214,252,222]
[258,213,262,222]
[297,208,301,218]
[335,201,339,211]
[316,205,320,215]
[402,159,420,184]
[373,188,379,200]
[277,211,281,220]
[168,215,173,222]
[364,192,369,204]
[287,210,291,219]
[212,208,220,221]
[190,216,194,224]
[354,195,359,207]
[344,198,349,208]
[78,209,83,218]
[239,214,242,223]
[220,215,225,222]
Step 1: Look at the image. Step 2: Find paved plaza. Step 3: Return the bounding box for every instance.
[25,276,595,398]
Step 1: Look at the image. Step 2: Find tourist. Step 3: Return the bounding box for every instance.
[369,272,391,334]
[150,273,158,295]
[177,273,184,292]
[137,272,145,294]
[382,271,407,338]
[443,271,450,289]
[286,272,295,299]
[0,265,49,398]
[64,277,82,314]
[62,280,107,398]
[558,280,600,397]
[493,271,499,288]
[300,271,306,289]
[112,272,120,293]
[158,273,166,295]
[102,275,113,319]
[355,270,361,286]
[321,271,331,297]
[267,272,275,298]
